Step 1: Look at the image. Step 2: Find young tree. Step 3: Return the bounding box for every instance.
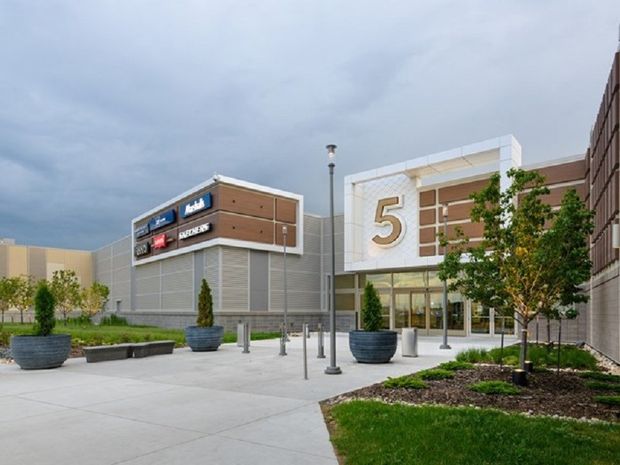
[0,276,19,327]
[49,270,82,324]
[439,169,593,371]
[13,275,36,324]
[80,282,110,320]
[196,279,214,327]
[361,282,383,332]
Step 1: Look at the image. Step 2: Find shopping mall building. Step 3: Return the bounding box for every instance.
[1,50,619,363]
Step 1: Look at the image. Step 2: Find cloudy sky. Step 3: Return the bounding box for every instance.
[1,1,619,250]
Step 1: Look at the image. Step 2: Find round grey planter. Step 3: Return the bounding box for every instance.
[185,325,224,352]
[349,330,398,364]
[10,334,71,370]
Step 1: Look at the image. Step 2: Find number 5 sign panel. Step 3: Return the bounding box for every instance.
[345,172,419,271]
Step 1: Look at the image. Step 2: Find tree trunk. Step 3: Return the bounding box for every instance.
[20,310,24,324]
[546,317,551,350]
[519,328,528,370]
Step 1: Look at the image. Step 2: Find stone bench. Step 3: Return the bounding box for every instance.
[132,340,176,358]
[84,341,175,363]
[84,344,134,363]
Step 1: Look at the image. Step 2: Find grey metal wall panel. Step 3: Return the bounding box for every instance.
[249,251,268,311]
[162,291,193,310]
[162,254,193,274]
[221,247,248,311]
[161,270,193,292]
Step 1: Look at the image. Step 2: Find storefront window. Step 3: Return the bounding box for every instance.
[378,292,391,329]
[448,292,465,330]
[494,313,515,334]
[471,302,491,334]
[393,272,426,288]
[366,273,392,289]
[427,271,443,288]
[335,274,355,289]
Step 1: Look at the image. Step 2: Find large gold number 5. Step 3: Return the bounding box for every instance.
[372,196,404,246]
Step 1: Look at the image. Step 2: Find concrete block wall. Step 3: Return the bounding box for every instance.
[588,267,620,363]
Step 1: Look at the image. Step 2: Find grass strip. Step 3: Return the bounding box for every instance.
[328,400,620,465]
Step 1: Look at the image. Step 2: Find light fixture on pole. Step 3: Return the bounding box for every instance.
[440,203,451,350]
[282,224,289,342]
[325,144,342,375]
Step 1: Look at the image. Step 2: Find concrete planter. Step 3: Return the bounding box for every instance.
[349,330,397,363]
[185,325,224,352]
[10,334,71,370]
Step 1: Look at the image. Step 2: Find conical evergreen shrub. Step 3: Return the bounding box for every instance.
[361,282,383,332]
[34,281,56,336]
[196,279,214,328]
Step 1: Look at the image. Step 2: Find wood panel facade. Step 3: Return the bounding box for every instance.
[133,181,299,263]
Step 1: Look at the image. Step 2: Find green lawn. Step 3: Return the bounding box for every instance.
[328,401,620,465]
[0,323,279,347]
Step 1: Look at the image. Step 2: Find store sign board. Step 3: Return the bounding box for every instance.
[149,209,176,231]
[181,193,212,218]
[134,223,150,239]
[134,242,150,257]
[153,233,170,250]
[179,223,211,240]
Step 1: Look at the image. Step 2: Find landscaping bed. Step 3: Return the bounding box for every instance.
[0,323,279,362]
[327,364,620,422]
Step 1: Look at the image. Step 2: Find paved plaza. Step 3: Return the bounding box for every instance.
[0,334,512,465]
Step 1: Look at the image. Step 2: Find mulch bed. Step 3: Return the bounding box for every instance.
[325,365,620,423]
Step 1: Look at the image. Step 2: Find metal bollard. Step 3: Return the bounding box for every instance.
[302,323,308,380]
[279,323,287,356]
[237,321,244,347]
[242,322,250,354]
[317,323,325,358]
[306,324,311,338]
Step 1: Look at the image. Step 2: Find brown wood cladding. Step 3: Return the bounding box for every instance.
[589,51,619,273]
[275,197,297,223]
[134,182,298,261]
[419,190,436,207]
[419,227,436,244]
[218,212,274,244]
[447,222,484,239]
[218,185,274,220]
[535,160,586,185]
[419,245,436,256]
[274,223,297,247]
[419,208,436,226]
[438,179,489,203]
[438,202,473,222]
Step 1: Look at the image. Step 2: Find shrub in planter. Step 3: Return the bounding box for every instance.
[10,281,71,370]
[349,282,397,363]
[185,279,223,352]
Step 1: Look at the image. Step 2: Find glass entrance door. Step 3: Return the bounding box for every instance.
[398,291,466,336]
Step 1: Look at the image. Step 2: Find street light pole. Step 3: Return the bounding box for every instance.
[325,144,342,375]
[440,203,451,350]
[282,225,289,342]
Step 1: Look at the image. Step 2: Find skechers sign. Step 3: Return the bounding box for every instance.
[134,223,150,239]
[181,193,212,218]
[179,223,211,240]
[149,209,176,231]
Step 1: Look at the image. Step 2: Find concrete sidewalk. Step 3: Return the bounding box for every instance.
[0,334,511,465]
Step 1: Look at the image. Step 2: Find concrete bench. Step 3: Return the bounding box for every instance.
[84,344,133,363]
[132,340,175,358]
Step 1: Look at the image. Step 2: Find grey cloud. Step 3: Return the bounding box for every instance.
[0,0,618,249]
